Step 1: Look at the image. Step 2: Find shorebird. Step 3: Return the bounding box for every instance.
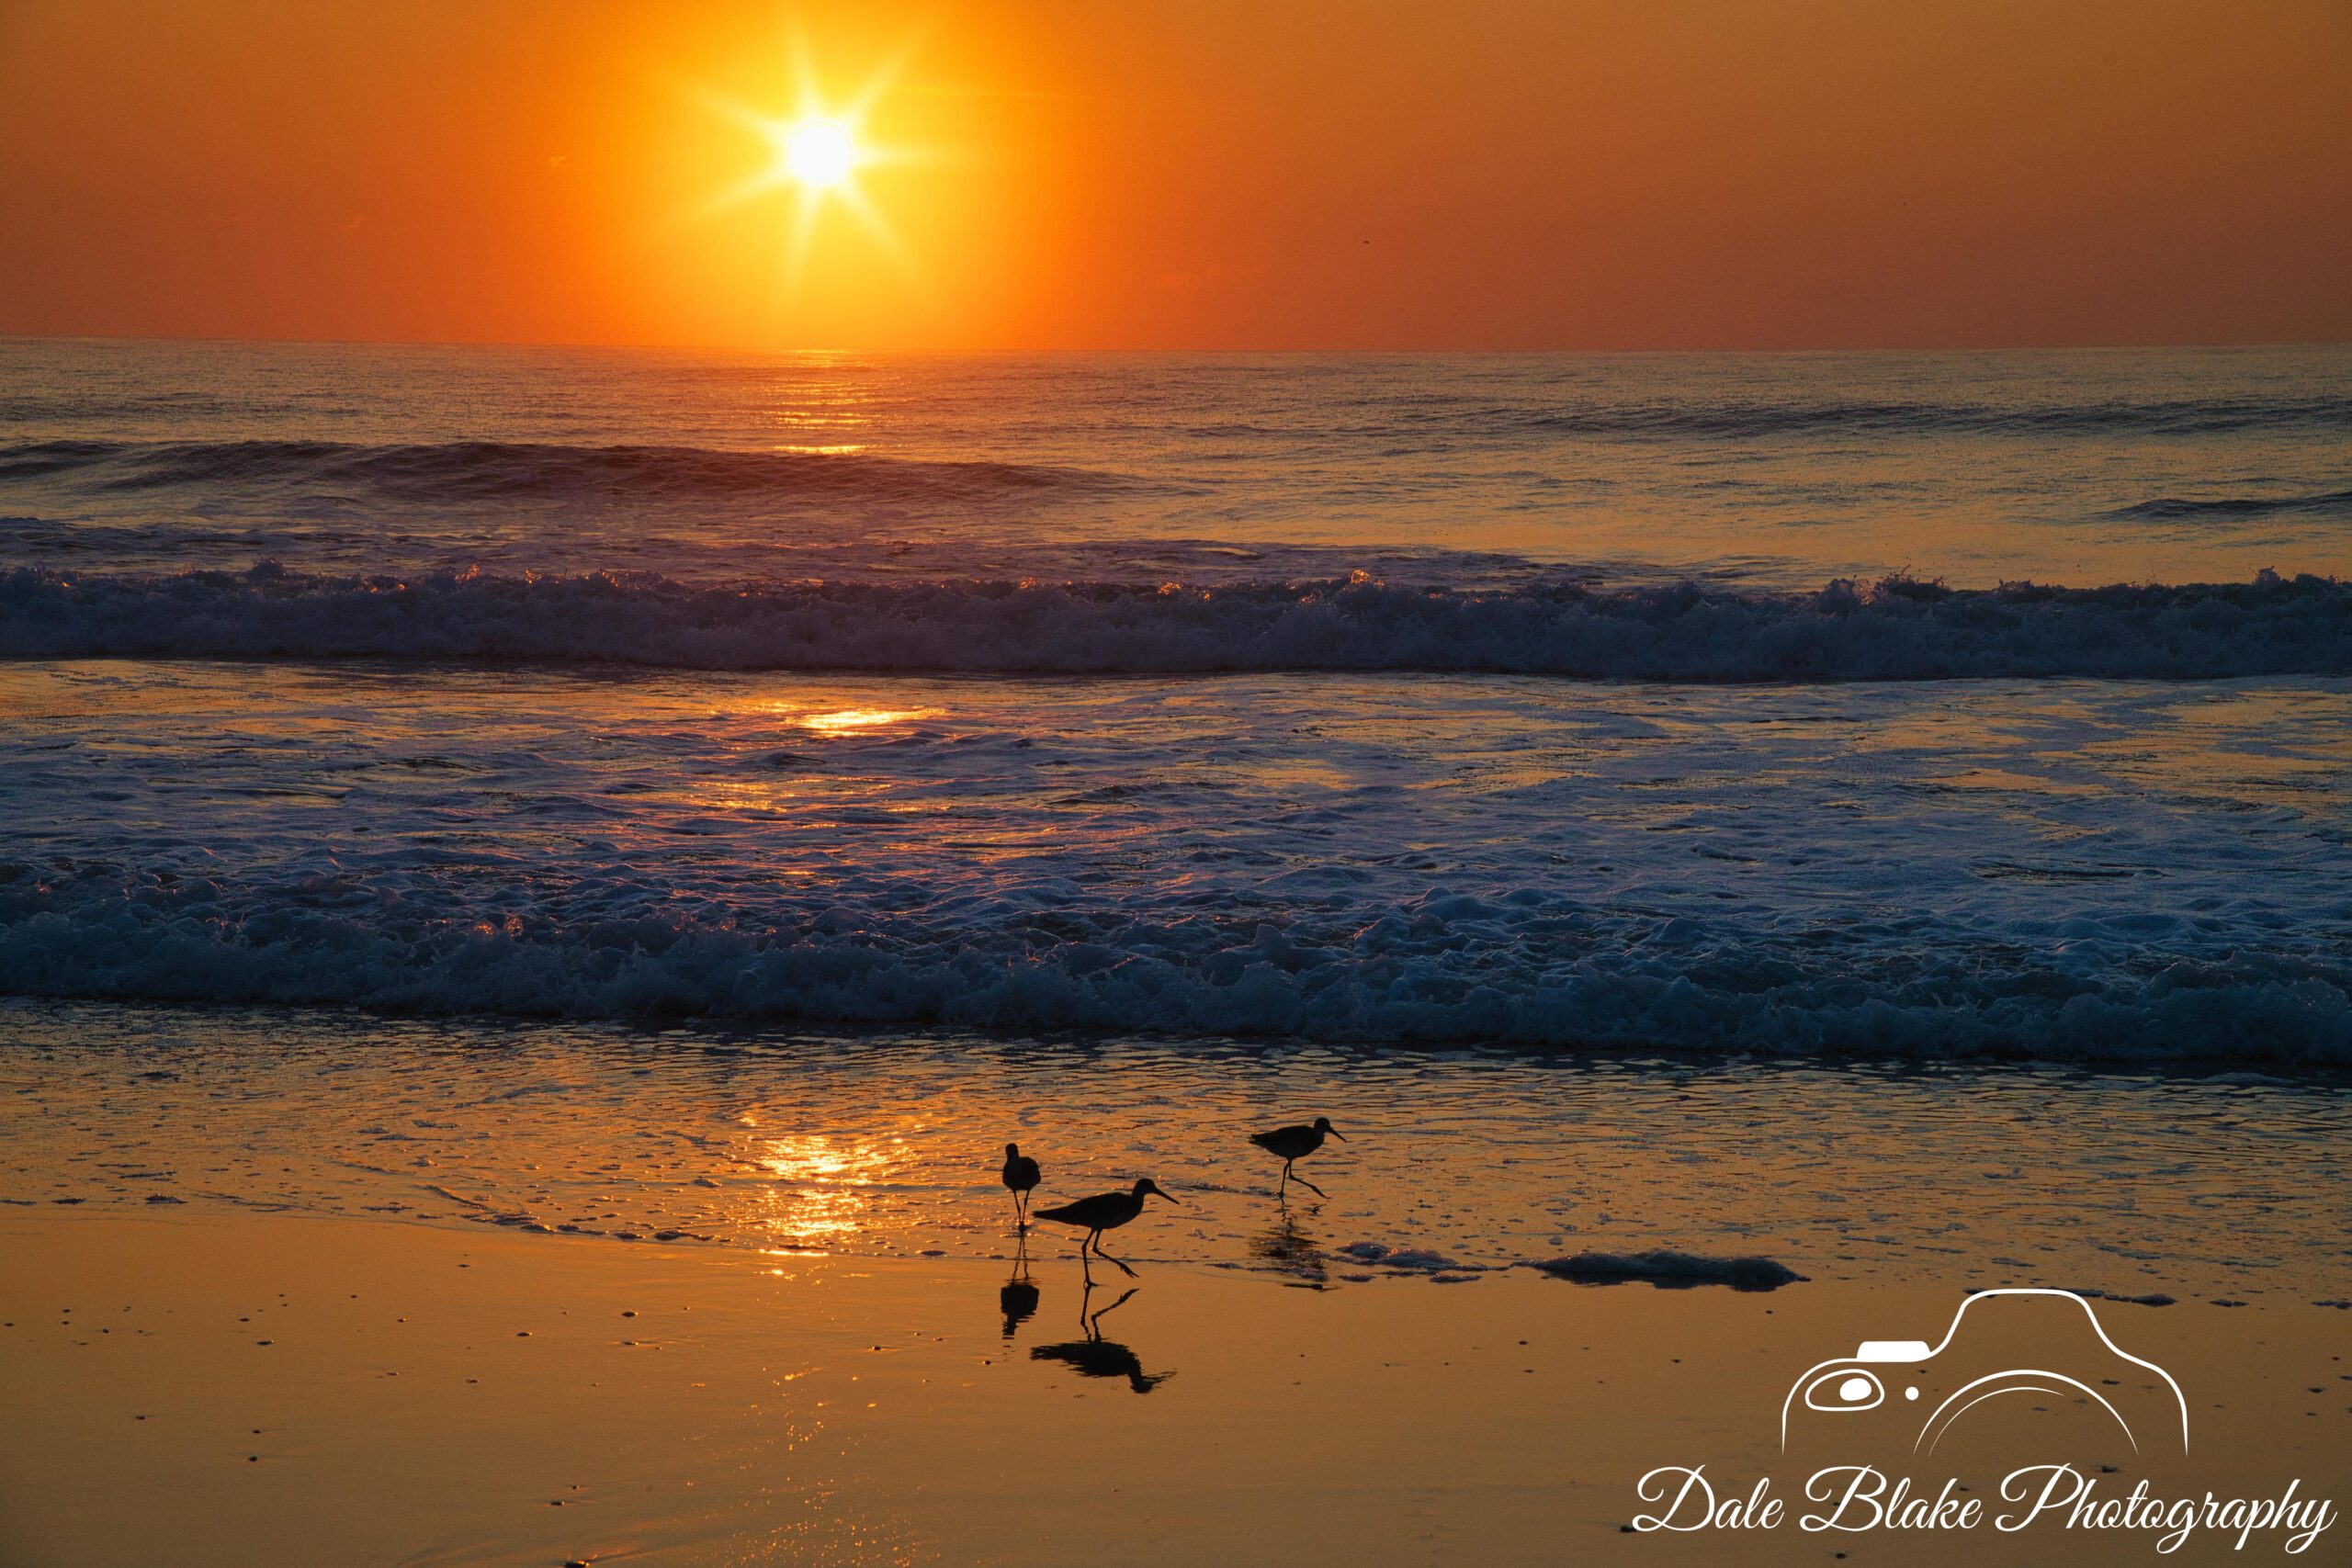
[1001,1142,1042,1226]
[1032,1179,1179,1278]
[1250,1116,1346,1199]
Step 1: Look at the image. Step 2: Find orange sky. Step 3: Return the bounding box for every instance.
[1,0,2346,351]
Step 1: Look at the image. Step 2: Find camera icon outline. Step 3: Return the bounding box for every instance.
[1778,1287,2189,1457]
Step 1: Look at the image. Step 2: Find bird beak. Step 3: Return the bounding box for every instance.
[1157,1190,1181,1205]
[1329,1130,1348,1142]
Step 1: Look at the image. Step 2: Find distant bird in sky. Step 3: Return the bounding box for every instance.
[1001,1142,1042,1226]
[1250,1116,1346,1199]
[1033,1179,1180,1278]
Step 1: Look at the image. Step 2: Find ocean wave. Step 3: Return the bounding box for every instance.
[1509,395,2352,440]
[0,437,1138,506]
[4,564,2349,681]
[2110,488,2352,521]
[0,874,2344,1065]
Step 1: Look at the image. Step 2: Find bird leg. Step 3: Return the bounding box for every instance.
[1278,1159,1327,1200]
[1094,1245,1140,1280]
[1089,1287,1139,1334]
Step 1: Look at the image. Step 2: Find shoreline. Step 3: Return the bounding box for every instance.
[10,993,2352,1084]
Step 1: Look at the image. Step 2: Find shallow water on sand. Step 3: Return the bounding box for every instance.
[6,1000,2347,1301]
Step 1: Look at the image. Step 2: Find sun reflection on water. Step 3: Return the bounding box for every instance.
[795,706,937,734]
[753,1134,899,1246]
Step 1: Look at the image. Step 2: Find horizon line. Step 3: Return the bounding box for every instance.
[6,329,2349,358]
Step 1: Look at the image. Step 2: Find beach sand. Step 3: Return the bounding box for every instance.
[3,1207,2346,1567]
[5,1003,2347,1563]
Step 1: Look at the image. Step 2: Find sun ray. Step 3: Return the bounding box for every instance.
[840,24,928,121]
[834,181,928,299]
[784,181,824,288]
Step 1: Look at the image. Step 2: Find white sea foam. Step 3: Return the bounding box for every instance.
[1338,1243,1469,1271]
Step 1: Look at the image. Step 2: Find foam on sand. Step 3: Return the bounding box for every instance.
[1532,1251,1809,1290]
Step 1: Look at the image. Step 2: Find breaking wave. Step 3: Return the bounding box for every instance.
[0,873,2344,1064]
[5,564,2349,681]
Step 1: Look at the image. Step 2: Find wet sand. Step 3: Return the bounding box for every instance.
[3,1208,2346,1567]
[5,1002,2348,1563]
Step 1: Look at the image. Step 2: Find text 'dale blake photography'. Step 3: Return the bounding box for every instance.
[0,2,2347,1564]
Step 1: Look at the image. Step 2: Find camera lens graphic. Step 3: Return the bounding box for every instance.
[1804,1368,1884,1411]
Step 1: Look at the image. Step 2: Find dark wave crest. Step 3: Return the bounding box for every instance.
[5,565,2348,681]
[2110,488,2352,521]
[0,438,1139,506]
[1508,395,2352,439]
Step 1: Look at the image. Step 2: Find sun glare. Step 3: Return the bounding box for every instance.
[784,119,854,186]
[690,38,927,293]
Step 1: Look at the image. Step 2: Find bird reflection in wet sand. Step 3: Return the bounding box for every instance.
[1254,1209,1332,1290]
[1000,1240,1040,1339]
[1029,1279,1172,1394]
[1033,1178,1179,1280]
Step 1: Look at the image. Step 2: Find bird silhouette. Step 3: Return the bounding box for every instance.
[1032,1179,1179,1279]
[1250,1116,1346,1199]
[1001,1142,1042,1226]
[1029,1281,1171,1393]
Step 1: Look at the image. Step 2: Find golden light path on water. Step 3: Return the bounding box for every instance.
[750,1127,907,1246]
[794,705,940,733]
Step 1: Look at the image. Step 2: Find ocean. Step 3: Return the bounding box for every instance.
[3,338,2350,1064]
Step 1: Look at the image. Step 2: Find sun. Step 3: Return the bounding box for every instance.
[783,120,854,187]
[687,35,933,293]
